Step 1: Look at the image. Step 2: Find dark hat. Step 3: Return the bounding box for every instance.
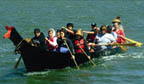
[66,23,74,28]
[34,28,40,33]
[91,23,97,27]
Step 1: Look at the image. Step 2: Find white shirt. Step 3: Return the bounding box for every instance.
[95,33,116,50]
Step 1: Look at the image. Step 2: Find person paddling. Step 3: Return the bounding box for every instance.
[57,30,75,54]
[45,28,58,51]
[74,29,90,56]
[91,25,116,51]
[112,16,125,43]
[83,23,99,43]
[31,28,47,49]
[61,23,77,42]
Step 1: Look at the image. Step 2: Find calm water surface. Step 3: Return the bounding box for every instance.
[0,0,144,84]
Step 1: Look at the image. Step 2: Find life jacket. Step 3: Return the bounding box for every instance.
[115,29,125,43]
[74,39,85,53]
[46,36,58,49]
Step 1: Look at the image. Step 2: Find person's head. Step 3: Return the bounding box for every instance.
[34,28,41,37]
[112,16,121,28]
[48,28,55,38]
[66,23,74,30]
[91,23,97,29]
[48,30,53,38]
[107,25,112,33]
[60,30,65,38]
[75,29,83,40]
[100,25,107,35]
[57,30,61,39]
[113,22,119,29]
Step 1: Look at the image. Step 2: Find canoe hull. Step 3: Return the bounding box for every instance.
[21,43,123,72]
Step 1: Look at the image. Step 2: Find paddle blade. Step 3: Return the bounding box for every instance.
[14,56,22,69]
[124,37,143,47]
[135,43,143,47]
[120,46,127,52]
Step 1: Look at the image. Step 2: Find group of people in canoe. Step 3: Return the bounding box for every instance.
[29,16,125,56]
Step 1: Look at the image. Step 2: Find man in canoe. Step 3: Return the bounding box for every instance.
[90,25,116,51]
[31,28,47,49]
[83,23,99,43]
[61,23,77,42]
[57,30,75,54]
[107,25,117,40]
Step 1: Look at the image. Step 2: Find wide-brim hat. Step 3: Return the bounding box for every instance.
[75,29,83,37]
[112,16,121,24]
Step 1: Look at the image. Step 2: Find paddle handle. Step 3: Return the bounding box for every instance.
[14,56,22,69]
[79,47,96,67]
[121,36,143,47]
[64,40,80,70]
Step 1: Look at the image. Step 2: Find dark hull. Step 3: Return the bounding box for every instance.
[21,43,123,72]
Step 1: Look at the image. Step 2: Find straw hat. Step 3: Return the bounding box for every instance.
[75,29,83,37]
[112,16,121,24]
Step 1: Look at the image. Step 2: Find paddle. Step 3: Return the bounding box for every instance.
[119,46,127,52]
[98,43,136,47]
[63,39,80,70]
[13,39,24,69]
[121,36,143,47]
[79,46,96,67]
[14,38,31,69]
[112,43,136,46]
[90,43,128,52]
[14,56,22,69]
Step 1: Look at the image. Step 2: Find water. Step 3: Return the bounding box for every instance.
[0,0,144,84]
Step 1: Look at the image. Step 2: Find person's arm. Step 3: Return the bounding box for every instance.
[107,34,117,46]
[84,40,90,55]
[40,32,46,43]
[46,37,58,47]
[83,31,95,34]
[61,27,74,34]
[67,39,75,54]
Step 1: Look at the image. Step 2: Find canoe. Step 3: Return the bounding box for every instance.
[4,26,123,72]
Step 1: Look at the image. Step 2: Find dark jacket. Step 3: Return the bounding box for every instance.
[64,29,77,42]
[86,29,97,43]
[57,38,75,54]
[31,32,47,49]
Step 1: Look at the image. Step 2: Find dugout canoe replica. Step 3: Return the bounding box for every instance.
[3,26,123,72]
